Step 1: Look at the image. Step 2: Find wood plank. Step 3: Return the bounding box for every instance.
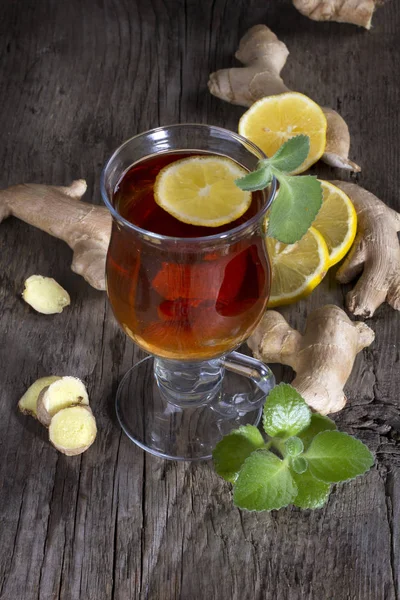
[0,0,399,599]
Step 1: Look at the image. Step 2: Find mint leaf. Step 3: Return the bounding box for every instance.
[305,431,374,483]
[235,165,272,191]
[285,436,304,457]
[298,414,337,450]
[233,450,297,511]
[291,469,331,509]
[290,456,308,474]
[234,133,323,244]
[267,175,323,244]
[235,135,309,192]
[267,135,310,174]
[212,425,265,483]
[263,383,311,439]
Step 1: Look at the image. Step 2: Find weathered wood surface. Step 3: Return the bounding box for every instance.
[0,0,399,598]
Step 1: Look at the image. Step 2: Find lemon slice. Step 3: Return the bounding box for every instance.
[266,227,329,307]
[154,156,251,227]
[312,181,357,267]
[239,92,327,174]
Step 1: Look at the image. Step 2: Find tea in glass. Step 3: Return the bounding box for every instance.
[107,150,270,360]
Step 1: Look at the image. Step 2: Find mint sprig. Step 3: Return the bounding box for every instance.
[291,469,330,509]
[213,425,265,483]
[233,450,297,511]
[235,135,323,244]
[212,383,374,512]
[304,431,375,483]
[262,383,310,438]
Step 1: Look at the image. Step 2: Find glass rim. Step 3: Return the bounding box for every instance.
[100,123,277,243]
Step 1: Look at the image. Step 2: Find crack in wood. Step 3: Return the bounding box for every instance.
[36,454,59,598]
[383,470,399,600]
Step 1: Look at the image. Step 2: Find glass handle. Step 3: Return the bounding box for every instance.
[211,351,275,417]
[221,351,275,395]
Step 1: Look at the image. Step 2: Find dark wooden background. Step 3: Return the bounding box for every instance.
[1,1,399,598]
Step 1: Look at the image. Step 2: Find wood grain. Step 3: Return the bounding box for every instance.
[0,0,399,599]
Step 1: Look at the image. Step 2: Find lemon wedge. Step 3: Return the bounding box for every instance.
[312,181,357,267]
[266,227,329,307]
[239,92,327,174]
[154,156,251,227]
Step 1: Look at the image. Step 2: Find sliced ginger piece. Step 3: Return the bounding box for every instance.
[49,405,97,456]
[22,275,70,314]
[37,376,89,427]
[18,375,62,418]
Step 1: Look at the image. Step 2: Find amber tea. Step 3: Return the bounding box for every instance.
[106,151,270,360]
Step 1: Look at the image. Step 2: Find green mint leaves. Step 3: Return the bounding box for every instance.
[213,425,265,484]
[233,450,297,511]
[291,469,330,509]
[304,431,375,483]
[212,383,374,512]
[267,175,322,242]
[235,135,323,244]
[285,436,304,457]
[262,383,310,438]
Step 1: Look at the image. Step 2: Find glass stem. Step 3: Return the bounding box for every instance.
[154,358,224,408]
[154,351,275,413]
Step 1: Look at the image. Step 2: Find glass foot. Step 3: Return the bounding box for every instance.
[115,355,270,461]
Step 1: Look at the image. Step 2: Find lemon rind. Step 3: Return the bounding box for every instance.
[313,181,358,268]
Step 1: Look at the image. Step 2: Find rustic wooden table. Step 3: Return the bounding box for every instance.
[1,1,399,598]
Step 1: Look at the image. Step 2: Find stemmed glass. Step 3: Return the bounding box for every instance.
[101,124,276,460]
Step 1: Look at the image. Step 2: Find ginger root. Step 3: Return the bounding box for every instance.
[247,305,375,414]
[49,406,97,456]
[19,375,96,455]
[22,275,70,314]
[293,0,379,29]
[37,376,89,427]
[18,375,61,417]
[331,181,400,317]
[0,180,111,290]
[208,25,360,172]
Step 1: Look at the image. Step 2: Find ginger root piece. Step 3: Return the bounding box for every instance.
[209,25,290,106]
[247,305,375,414]
[0,180,111,290]
[208,25,360,171]
[293,0,378,29]
[22,275,70,314]
[18,375,61,417]
[36,376,89,427]
[49,405,97,456]
[322,108,360,171]
[331,181,400,317]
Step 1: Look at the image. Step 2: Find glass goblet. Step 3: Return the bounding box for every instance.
[101,124,276,460]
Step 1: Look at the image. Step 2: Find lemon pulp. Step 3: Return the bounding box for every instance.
[239,92,327,174]
[154,155,252,227]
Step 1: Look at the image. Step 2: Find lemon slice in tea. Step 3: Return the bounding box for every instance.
[154,156,252,227]
[239,92,327,174]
